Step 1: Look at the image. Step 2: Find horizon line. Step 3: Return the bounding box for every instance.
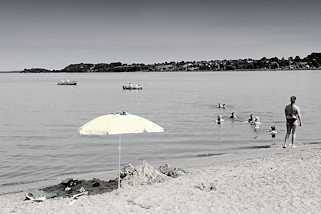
[0,52,319,72]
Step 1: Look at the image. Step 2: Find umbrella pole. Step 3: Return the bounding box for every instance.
[118,135,122,189]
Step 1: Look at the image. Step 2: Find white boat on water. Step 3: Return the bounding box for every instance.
[57,80,77,86]
[123,82,143,90]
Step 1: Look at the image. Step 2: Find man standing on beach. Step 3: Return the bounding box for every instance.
[283,96,302,148]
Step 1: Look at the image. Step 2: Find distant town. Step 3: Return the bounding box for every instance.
[22,52,321,73]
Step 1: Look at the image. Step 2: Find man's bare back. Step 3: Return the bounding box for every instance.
[285,103,300,126]
[283,96,302,148]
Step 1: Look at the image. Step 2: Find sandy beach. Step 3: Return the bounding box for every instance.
[1,143,320,214]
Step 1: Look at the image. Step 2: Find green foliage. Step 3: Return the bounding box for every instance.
[22,53,321,73]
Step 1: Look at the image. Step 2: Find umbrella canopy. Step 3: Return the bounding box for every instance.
[79,112,164,135]
[79,112,164,189]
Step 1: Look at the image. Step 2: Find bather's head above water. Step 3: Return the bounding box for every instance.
[290,96,296,104]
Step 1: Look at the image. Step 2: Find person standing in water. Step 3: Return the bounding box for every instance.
[248,114,255,123]
[283,96,302,148]
[253,116,261,130]
[216,115,224,125]
[229,112,238,120]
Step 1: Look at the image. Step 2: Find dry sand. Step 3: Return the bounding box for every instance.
[1,144,321,214]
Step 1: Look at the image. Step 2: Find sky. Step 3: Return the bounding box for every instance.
[0,0,320,70]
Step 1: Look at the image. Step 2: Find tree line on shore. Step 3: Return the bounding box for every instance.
[22,52,321,73]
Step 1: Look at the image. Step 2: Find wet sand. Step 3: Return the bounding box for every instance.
[1,144,321,214]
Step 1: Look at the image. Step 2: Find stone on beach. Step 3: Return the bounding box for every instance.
[159,163,187,178]
[120,161,168,187]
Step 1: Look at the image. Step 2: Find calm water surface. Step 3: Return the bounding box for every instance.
[0,71,320,186]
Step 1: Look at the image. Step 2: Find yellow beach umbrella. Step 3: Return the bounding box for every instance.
[79,112,164,189]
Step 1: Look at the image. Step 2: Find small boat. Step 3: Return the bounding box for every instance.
[123,83,143,90]
[57,80,77,86]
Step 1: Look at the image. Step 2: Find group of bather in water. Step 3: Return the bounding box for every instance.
[215,103,277,137]
[215,96,302,148]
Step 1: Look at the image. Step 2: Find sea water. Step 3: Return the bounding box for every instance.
[0,71,320,187]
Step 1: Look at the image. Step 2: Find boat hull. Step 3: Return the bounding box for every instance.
[57,82,77,86]
[123,86,143,90]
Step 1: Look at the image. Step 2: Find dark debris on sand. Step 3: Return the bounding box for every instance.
[159,163,187,178]
[25,162,187,201]
[41,178,118,198]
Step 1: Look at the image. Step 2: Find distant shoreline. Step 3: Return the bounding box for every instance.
[0,71,21,73]
[1,68,320,74]
[1,52,321,73]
